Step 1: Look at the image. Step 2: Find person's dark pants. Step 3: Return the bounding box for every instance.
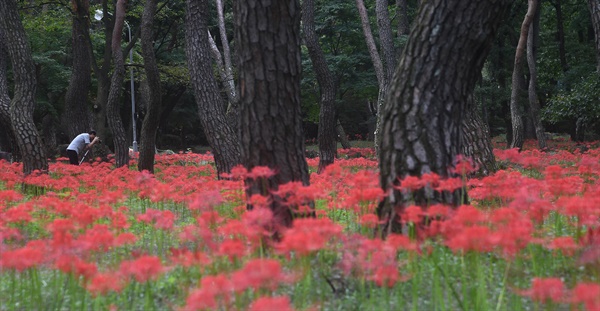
[67,149,79,165]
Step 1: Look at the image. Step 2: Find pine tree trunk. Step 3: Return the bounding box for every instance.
[137,0,161,173]
[106,0,129,168]
[0,40,19,158]
[336,119,352,149]
[302,0,338,173]
[235,0,311,228]
[552,0,569,72]
[396,0,410,37]
[64,0,92,139]
[461,95,497,176]
[378,0,511,236]
[527,6,546,150]
[0,0,48,175]
[509,0,538,150]
[185,0,241,176]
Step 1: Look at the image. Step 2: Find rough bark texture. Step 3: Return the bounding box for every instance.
[510,0,538,150]
[64,0,92,139]
[106,0,129,168]
[0,0,48,175]
[138,0,161,173]
[590,0,600,72]
[527,6,547,150]
[215,0,237,108]
[235,0,310,228]
[461,95,497,177]
[91,1,114,142]
[303,0,338,173]
[185,0,241,176]
[207,32,240,131]
[396,0,409,36]
[376,0,397,81]
[0,39,19,158]
[356,0,387,153]
[378,0,511,236]
[336,119,351,149]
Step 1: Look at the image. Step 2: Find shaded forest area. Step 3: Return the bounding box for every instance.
[0,0,599,159]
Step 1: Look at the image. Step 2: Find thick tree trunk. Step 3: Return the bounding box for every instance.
[378,0,511,236]
[137,0,161,173]
[461,95,497,177]
[0,39,19,158]
[235,0,311,228]
[0,0,48,175]
[510,0,538,150]
[106,0,129,168]
[64,0,92,139]
[527,7,546,150]
[589,0,600,72]
[185,0,241,176]
[303,0,338,173]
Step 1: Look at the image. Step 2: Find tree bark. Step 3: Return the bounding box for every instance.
[106,0,129,168]
[207,31,240,131]
[461,95,497,177]
[0,0,48,175]
[589,0,600,72]
[138,0,161,173]
[376,0,397,81]
[509,0,538,150]
[378,0,511,236]
[64,0,92,139]
[235,0,311,228]
[551,0,569,72]
[185,0,241,177]
[215,0,237,109]
[527,6,546,150]
[396,0,409,37]
[303,0,338,173]
[336,119,351,149]
[356,0,387,153]
[0,38,19,158]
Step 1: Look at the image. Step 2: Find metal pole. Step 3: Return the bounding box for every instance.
[126,22,138,152]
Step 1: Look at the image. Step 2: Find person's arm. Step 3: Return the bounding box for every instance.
[85,137,100,150]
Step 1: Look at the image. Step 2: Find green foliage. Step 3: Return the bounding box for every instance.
[542,72,600,124]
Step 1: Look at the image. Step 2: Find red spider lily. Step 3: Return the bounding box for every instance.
[427,204,451,218]
[275,218,342,256]
[169,248,212,268]
[114,232,137,247]
[231,259,289,292]
[137,209,176,230]
[451,155,477,176]
[87,272,125,296]
[508,189,553,224]
[217,239,247,261]
[435,177,464,192]
[219,164,248,180]
[249,296,295,311]
[2,204,33,223]
[516,278,566,304]
[402,205,425,225]
[557,196,600,227]
[445,225,493,253]
[183,274,233,310]
[359,214,380,228]
[385,234,419,252]
[110,208,131,230]
[570,282,600,311]
[546,236,579,256]
[394,175,423,191]
[247,194,271,208]
[0,241,46,271]
[55,256,97,281]
[246,166,277,180]
[189,189,224,212]
[119,255,165,283]
[0,189,23,204]
[75,224,115,252]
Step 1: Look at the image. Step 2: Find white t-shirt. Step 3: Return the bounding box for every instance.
[67,133,91,155]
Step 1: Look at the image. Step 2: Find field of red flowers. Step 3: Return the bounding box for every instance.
[1,139,599,310]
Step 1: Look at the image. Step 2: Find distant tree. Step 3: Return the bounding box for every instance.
[235,0,311,227]
[0,0,48,175]
[590,0,600,72]
[526,5,546,149]
[378,0,511,235]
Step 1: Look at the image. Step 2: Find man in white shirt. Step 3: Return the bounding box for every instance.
[66,130,100,165]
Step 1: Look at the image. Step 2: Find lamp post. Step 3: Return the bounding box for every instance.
[94,10,138,152]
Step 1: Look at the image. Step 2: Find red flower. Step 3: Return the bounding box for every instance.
[570,282,600,311]
[546,236,579,256]
[249,296,295,311]
[119,255,164,283]
[0,242,45,271]
[517,278,565,303]
[87,272,124,296]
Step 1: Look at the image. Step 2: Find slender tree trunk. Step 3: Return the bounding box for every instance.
[378,0,511,236]
[106,0,129,167]
[527,6,546,150]
[510,0,538,150]
[356,0,387,153]
[589,0,600,72]
[215,0,237,107]
[396,0,409,37]
[303,0,338,173]
[64,0,92,139]
[376,0,397,80]
[0,0,48,175]
[235,0,311,228]
[336,119,351,149]
[207,32,240,131]
[185,0,241,177]
[138,0,161,173]
[552,0,569,72]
